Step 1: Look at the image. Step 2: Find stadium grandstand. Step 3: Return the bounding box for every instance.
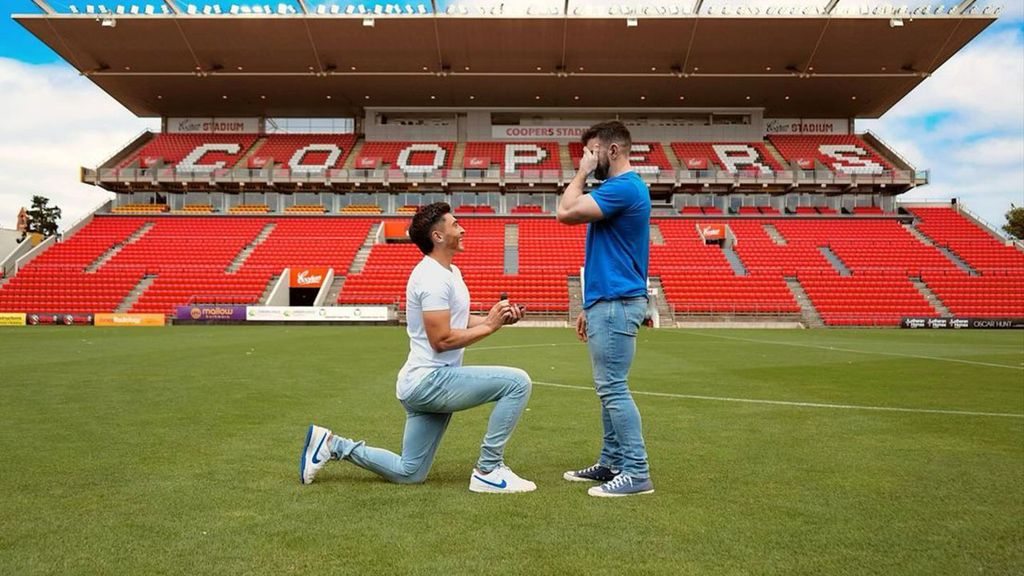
[2,0,1021,328]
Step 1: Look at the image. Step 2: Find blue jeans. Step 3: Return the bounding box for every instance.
[585,297,650,478]
[329,365,532,483]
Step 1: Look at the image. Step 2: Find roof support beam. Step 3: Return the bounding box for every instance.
[30,0,55,13]
[955,0,976,14]
[163,1,182,15]
[296,0,311,14]
[692,0,704,15]
[824,0,840,15]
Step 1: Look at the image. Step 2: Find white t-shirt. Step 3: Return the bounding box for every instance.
[396,256,471,399]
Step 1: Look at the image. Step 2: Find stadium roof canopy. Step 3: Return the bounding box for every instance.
[15,4,997,119]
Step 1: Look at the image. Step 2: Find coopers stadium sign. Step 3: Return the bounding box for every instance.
[168,117,259,134]
[492,126,589,140]
[764,118,849,135]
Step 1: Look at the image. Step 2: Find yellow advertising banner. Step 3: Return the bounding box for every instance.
[0,313,26,326]
[94,313,165,327]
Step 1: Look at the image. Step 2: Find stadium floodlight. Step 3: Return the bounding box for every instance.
[357,4,367,13]
[417,4,427,13]
[315,4,325,14]
[160,4,169,13]
[330,5,340,13]
[144,4,154,14]
[345,5,354,13]
[98,4,108,12]
[253,5,264,13]
[384,4,394,14]
[70,5,80,13]
[115,5,125,14]
[404,4,414,14]
[230,4,239,13]
[86,4,95,13]
[373,4,383,14]
[186,4,197,14]
[129,5,139,14]
[446,4,455,13]
[213,5,222,14]
[202,5,212,14]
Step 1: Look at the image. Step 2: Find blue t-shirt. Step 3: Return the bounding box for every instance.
[583,171,651,308]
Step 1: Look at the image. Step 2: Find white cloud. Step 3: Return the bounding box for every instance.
[859,24,1024,229]
[0,58,157,232]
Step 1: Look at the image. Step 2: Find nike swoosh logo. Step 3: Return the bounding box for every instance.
[473,475,507,489]
[310,433,328,464]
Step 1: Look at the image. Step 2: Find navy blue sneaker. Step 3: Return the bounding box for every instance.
[563,464,620,483]
[588,474,654,497]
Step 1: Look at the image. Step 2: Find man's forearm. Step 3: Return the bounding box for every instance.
[558,170,588,220]
[436,323,495,352]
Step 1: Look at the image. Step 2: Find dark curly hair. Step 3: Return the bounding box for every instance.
[408,202,452,255]
[580,120,632,151]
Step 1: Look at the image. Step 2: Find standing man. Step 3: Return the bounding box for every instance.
[300,202,536,493]
[557,121,654,497]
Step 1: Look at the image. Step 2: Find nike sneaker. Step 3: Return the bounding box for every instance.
[468,465,537,494]
[299,424,333,485]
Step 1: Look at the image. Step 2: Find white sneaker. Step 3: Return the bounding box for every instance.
[468,465,537,494]
[299,424,333,485]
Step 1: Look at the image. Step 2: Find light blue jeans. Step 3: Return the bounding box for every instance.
[585,297,651,478]
[329,365,532,483]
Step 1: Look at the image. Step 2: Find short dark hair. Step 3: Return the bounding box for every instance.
[408,202,451,255]
[581,120,632,151]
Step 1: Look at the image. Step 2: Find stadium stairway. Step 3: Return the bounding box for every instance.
[235,136,268,168]
[648,277,676,327]
[348,222,382,275]
[763,223,787,245]
[910,277,953,317]
[902,221,978,275]
[818,246,852,276]
[504,223,518,274]
[785,277,825,328]
[451,142,466,170]
[650,223,665,246]
[116,274,157,312]
[342,140,366,170]
[257,274,280,304]
[86,221,154,273]
[567,275,583,321]
[324,275,347,304]
[226,223,276,273]
[722,243,748,276]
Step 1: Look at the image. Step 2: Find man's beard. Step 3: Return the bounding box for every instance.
[592,159,611,181]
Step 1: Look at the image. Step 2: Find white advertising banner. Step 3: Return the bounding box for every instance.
[492,126,590,140]
[168,117,260,134]
[246,306,390,322]
[763,118,849,135]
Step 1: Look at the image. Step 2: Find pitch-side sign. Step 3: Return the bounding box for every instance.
[246,306,390,322]
[168,117,259,134]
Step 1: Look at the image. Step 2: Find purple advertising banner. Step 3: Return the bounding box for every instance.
[176,305,248,322]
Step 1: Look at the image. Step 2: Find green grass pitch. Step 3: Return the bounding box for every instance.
[1,326,1022,575]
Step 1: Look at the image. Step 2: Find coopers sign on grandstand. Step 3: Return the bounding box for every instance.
[492,126,589,140]
[764,118,849,135]
[168,117,259,134]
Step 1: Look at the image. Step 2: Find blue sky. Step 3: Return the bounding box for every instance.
[1,1,1022,231]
